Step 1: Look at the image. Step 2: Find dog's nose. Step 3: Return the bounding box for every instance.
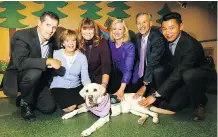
[88,95,93,99]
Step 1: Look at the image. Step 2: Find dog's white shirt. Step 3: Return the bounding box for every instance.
[62,83,159,136]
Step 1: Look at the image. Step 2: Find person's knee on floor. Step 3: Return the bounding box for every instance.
[37,102,56,114]
[182,69,207,121]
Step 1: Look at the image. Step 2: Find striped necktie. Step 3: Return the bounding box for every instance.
[138,38,147,78]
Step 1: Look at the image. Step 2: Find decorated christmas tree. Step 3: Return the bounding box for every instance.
[156,3,171,24]
[107,1,131,19]
[32,1,68,19]
[78,1,102,20]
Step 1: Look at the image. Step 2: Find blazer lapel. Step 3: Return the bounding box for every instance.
[146,36,151,60]
[136,34,142,58]
[47,42,53,58]
[173,32,185,58]
[31,27,42,58]
[171,32,185,65]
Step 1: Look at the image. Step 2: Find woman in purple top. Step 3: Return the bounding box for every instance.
[108,19,136,101]
[78,18,111,88]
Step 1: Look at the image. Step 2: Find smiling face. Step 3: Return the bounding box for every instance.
[37,15,58,42]
[81,27,95,41]
[136,14,152,37]
[62,36,77,52]
[112,22,125,41]
[161,19,183,42]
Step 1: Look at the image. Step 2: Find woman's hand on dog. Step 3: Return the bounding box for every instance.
[133,86,147,99]
[114,89,125,101]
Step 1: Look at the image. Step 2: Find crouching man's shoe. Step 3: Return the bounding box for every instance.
[16,95,21,107]
[20,99,36,121]
[191,104,205,121]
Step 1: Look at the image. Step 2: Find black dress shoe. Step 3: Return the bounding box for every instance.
[16,95,21,107]
[191,104,205,121]
[20,99,36,121]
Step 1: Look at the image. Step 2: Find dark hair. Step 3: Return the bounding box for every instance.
[40,11,60,24]
[78,18,101,52]
[162,12,182,24]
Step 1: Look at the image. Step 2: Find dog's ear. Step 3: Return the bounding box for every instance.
[79,86,87,99]
[96,84,106,104]
[99,84,106,96]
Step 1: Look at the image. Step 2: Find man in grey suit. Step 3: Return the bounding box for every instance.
[140,12,216,121]
[3,11,61,121]
[132,12,167,101]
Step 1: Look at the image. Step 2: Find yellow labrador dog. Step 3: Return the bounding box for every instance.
[62,83,174,136]
[62,83,110,136]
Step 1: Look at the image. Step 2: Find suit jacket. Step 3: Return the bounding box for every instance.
[133,28,167,83]
[3,27,54,97]
[158,31,209,97]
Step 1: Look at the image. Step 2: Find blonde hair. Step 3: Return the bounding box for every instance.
[110,19,129,42]
[59,29,78,49]
[78,18,101,52]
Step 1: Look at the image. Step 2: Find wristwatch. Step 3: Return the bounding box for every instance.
[144,82,149,87]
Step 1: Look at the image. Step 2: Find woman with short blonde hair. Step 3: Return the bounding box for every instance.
[109,19,129,42]
[50,29,91,113]
[107,19,135,101]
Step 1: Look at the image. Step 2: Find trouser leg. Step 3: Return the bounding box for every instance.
[182,67,216,108]
[35,68,56,114]
[18,69,42,105]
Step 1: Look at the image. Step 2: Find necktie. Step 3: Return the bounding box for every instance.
[169,43,174,55]
[138,38,147,78]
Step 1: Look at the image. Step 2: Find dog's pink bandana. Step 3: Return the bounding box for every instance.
[85,93,110,117]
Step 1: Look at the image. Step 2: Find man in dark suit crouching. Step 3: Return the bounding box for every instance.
[2,11,61,121]
[139,12,216,121]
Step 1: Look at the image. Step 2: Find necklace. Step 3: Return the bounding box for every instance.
[63,50,77,66]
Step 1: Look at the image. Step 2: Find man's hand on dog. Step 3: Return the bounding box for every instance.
[138,95,156,107]
[133,86,146,99]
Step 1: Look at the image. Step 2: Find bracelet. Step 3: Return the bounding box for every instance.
[101,82,108,87]
[144,82,149,87]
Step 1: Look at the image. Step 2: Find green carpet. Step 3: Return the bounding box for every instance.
[0,94,217,137]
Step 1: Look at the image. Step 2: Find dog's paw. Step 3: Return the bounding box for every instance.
[62,114,71,120]
[152,117,159,123]
[62,111,77,120]
[138,115,149,125]
[152,113,159,123]
[81,129,93,137]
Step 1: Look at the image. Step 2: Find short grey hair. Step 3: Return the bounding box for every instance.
[136,12,152,21]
